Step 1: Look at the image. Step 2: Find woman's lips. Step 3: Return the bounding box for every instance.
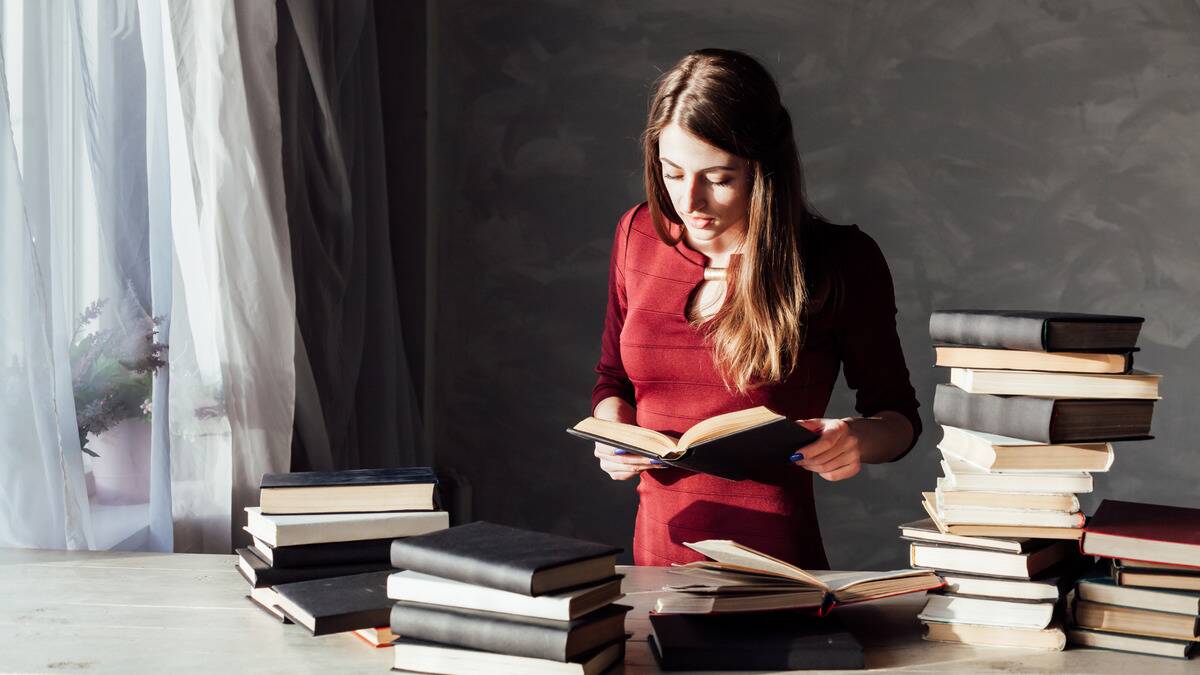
[687,216,715,228]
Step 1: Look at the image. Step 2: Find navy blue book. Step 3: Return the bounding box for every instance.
[258,467,437,515]
[272,571,392,636]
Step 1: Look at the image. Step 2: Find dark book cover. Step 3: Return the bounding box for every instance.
[272,571,392,636]
[566,416,818,482]
[933,384,1154,443]
[929,309,1144,352]
[260,466,436,489]
[1084,500,1200,565]
[235,547,391,588]
[389,601,630,661]
[254,537,393,568]
[388,521,621,596]
[648,611,864,671]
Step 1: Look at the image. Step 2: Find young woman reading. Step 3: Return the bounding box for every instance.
[590,49,922,568]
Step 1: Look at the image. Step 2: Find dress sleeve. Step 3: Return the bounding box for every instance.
[835,227,922,461]
[590,206,639,413]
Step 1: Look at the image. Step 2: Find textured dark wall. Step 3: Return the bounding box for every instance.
[428,0,1200,567]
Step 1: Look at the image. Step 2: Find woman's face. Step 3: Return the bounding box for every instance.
[658,122,751,250]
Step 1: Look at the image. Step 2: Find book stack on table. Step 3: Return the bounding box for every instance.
[1067,500,1200,659]
[235,467,449,644]
[386,522,632,674]
[913,309,1159,650]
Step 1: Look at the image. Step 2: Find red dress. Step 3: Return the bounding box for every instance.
[591,203,922,568]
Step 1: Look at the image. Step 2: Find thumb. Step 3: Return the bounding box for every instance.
[796,418,826,434]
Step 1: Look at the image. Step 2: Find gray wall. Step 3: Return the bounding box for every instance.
[428,0,1200,568]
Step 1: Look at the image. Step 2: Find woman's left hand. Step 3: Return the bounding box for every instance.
[790,418,863,482]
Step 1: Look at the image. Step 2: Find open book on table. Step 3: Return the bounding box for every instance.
[654,540,944,615]
[567,406,817,481]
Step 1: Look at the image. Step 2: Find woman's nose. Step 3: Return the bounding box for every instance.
[682,177,706,213]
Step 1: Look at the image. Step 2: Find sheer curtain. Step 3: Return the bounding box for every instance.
[0,0,296,552]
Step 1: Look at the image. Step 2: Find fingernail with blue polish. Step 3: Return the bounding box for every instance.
[789,453,804,462]
[613,449,627,455]
[650,459,664,465]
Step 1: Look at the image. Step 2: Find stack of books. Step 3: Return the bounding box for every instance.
[1068,499,1200,659]
[647,540,942,670]
[913,309,1159,650]
[235,467,449,643]
[386,521,632,674]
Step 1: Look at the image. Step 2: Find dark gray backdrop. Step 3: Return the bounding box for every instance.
[425,0,1200,567]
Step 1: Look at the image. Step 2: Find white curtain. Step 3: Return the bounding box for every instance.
[0,0,296,552]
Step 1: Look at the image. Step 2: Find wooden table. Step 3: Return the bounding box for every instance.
[0,548,1192,673]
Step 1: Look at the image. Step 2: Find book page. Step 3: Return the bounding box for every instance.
[812,569,934,593]
[684,540,825,589]
[677,407,781,450]
[572,417,679,457]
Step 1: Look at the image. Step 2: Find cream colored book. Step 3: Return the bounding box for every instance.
[938,425,1113,472]
[940,449,1094,494]
[1073,599,1200,641]
[920,594,1056,629]
[925,621,1066,651]
[935,478,1080,512]
[653,539,942,615]
[920,494,1085,541]
[934,345,1132,374]
[949,367,1160,399]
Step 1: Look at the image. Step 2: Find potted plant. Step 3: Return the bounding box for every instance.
[71,289,167,505]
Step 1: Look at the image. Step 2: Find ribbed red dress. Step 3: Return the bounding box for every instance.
[591,203,922,568]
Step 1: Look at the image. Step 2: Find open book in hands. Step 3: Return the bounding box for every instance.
[654,539,944,615]
[567,406,818,481]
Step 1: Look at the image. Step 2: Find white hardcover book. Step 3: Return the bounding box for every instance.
[938,573,1062,602]
[920,594,1056,629]
[949,367,1160,399]
[935,504,1084,528]
[935,478,1080,513]
[938,425,1114,472]
[244,507,448,547]
[387,570,624,621]
[940,451,1093,494]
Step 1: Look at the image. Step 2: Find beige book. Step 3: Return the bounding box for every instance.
[935,478,1080,512]
[940,450,1094,494]
[938,425,1113,472]
[920,494,1084,541]
[934,346,1131,374]
[925,621,1065,651]
[1073,599,1200,641]
[949,367,1160,399]
[569,406,784,460]
[1067,628,1195,658]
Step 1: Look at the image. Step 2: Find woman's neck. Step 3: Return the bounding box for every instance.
[682,224,745,267]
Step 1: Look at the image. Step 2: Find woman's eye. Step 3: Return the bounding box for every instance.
[711,178,733,187]
[663,174,683,181]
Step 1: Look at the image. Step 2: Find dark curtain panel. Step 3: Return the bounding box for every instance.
[276,0,423,471]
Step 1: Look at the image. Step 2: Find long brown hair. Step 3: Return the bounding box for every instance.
[642,48,819,394]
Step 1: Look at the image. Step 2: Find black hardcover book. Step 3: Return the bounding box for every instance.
[271,571,392,636]
[389,601,631,662]
[566,414,817,482]
[260,466,436,488]
[388,521,621,596]
[933,383,1154,443]
[648,611,864,671]
[251,537,392,568]
[929,309,1144,352]
[235,548,391,588]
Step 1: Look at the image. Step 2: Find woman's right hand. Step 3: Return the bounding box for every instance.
[591,396,665,480]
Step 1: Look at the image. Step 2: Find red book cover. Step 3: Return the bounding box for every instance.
[1082,500,1200,569]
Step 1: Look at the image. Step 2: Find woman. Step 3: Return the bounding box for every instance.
[590,49,921,568]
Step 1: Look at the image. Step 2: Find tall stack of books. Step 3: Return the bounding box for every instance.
[1068,499,1200,659]
[911,309,1158,650]
[386,521,632,674]
[235,467,449,642]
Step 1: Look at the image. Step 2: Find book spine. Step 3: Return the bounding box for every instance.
[930,311,1048,351]
[389,602,569,661]
[934,384,1055,443]
[270,538,393,568]
[388,540,532,595]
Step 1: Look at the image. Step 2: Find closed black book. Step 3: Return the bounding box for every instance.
[929,309,1143,352]
[250,537,392,568]
[389,601,630,662]
[271,571,392,636]
[235,548,391,588]
[933,384,1154,443]
[648,612,864,671]
[260,466,436,488]
[388,522,621,596]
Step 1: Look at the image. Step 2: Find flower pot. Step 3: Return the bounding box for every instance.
[87,418,152,505]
